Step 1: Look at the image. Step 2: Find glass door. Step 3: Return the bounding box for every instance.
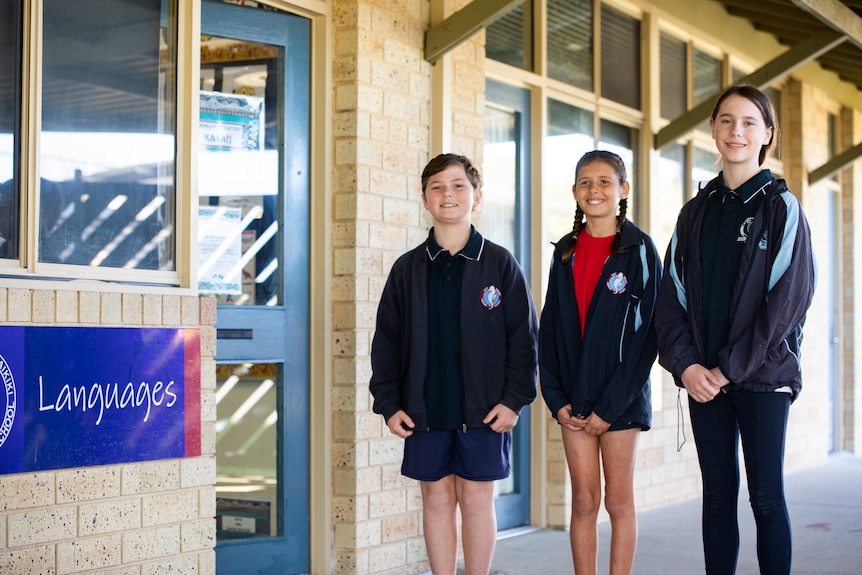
[484,78,532,530]
[198,2,310,573]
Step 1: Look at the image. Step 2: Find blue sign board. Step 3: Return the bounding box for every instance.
[0,326,201,475]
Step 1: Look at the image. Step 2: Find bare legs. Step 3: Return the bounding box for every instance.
[561,426,641,575]
[421,475,497,575]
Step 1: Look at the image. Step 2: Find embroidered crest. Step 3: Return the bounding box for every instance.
[738,216,754,242]
[480,285,502,309]
[606,272,627,295]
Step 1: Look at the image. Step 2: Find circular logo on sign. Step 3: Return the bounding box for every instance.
[0,353,16,448]
[480,285,502,309]
[606,272,628,295]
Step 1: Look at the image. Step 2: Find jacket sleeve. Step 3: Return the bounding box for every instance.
[369,265,406,423]
[538,255,569,419]
[593,237,661,423]
[720,193,816,383]
[499,252,539,414]
[654,207,700,384]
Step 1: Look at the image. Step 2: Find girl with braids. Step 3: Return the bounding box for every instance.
[539,150,661,575]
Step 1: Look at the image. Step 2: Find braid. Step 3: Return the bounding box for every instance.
[611,197,628,253]
[560,203,586,264]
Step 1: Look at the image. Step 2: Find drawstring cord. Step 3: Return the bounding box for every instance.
[676,388,687,452]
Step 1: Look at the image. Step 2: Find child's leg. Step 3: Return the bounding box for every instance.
[454,477,497,575]
[421,475,458,575]
[561,426,602,575]
[599,428,640,575]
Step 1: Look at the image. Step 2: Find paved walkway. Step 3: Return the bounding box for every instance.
[483,452,862,574]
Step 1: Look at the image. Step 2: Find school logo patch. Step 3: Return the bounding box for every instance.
[480,285,502,309]
[606,272,628,295]
[738,216,754,243]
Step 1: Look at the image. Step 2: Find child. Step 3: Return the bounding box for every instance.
[654,84,816,574]
[369,153,539,575]
[539,150,661,575]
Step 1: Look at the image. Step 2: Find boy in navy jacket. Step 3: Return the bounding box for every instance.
[370,153,538,574]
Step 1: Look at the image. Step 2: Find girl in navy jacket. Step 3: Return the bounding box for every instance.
[655,85,815,575]
[540,150,661,575]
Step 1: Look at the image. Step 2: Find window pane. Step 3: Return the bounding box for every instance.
[660,33,686,120]
[693,145,719,195]
[39,0,176,270]
[693,48,721,106]
[601,5,640,110]
[483,106,519,255]
[545,99,594,258]
[693,48,722,133]
[656,143,685,251]
[0,0,21,260]
[598,118,638,221]
[198,36,282,307]
[547,0,592,90]
[487,2,530,70]
[216,362,280,540]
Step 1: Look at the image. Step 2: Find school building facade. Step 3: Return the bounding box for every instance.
[0,0,861,573]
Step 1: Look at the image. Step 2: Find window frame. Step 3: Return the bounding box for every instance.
[0,0,199,291]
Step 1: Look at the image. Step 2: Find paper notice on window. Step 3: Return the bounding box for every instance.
[198,206,243,294]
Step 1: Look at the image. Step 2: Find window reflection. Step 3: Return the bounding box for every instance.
[216,363,279,540]
[38,0,176,270]
[545,99,594,265]
[547,0,592,90]
[0,0,21,260]
[598,119,638,221]
[601,4,640,110]
[483,106,519,256]
[486,1,530,70]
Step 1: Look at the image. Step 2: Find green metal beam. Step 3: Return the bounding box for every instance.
[655,29,845,150]
[809,141,862,184]
[424,0,524,64]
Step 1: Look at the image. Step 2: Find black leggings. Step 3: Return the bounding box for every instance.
[688,389,792,575]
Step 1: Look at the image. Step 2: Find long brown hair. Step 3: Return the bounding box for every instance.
[559,150,628,264]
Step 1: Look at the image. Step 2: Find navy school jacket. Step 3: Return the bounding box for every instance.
[654,176,816,398]
[369,229,539,430]
[539,220,661,429]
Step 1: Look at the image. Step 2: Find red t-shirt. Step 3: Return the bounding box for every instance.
[572,230,614,337]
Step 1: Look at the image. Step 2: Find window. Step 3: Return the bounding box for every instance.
[655,143,685,249]
[692,145,719,194]
[545,98,594,254]
[660,33,686,120]
[598,118,638,218]
[3,0,178,278]
[0,0,21,260]
[487,1,532,70]
[601,4,640,109]
[547,0,592,90]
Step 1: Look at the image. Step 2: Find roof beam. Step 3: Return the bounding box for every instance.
[424,0,523,64]
[809,141,862,184]
[791,0,862,48]
[655,29,845,149]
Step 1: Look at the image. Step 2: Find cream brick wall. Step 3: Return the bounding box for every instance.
[0,289,217,575]
[332,0,486,572]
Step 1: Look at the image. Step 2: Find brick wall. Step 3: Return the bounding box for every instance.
[331,0,486,572]
[0,288,217,574]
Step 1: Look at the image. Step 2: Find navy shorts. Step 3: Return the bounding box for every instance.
[401,427,512,482]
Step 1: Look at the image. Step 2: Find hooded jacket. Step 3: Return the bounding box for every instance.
[369,228,539,430]
[539,220,661,429]
[654,175,816,398]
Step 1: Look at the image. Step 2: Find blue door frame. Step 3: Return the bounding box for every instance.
[486,78,532,530]
[202,2,311,573]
